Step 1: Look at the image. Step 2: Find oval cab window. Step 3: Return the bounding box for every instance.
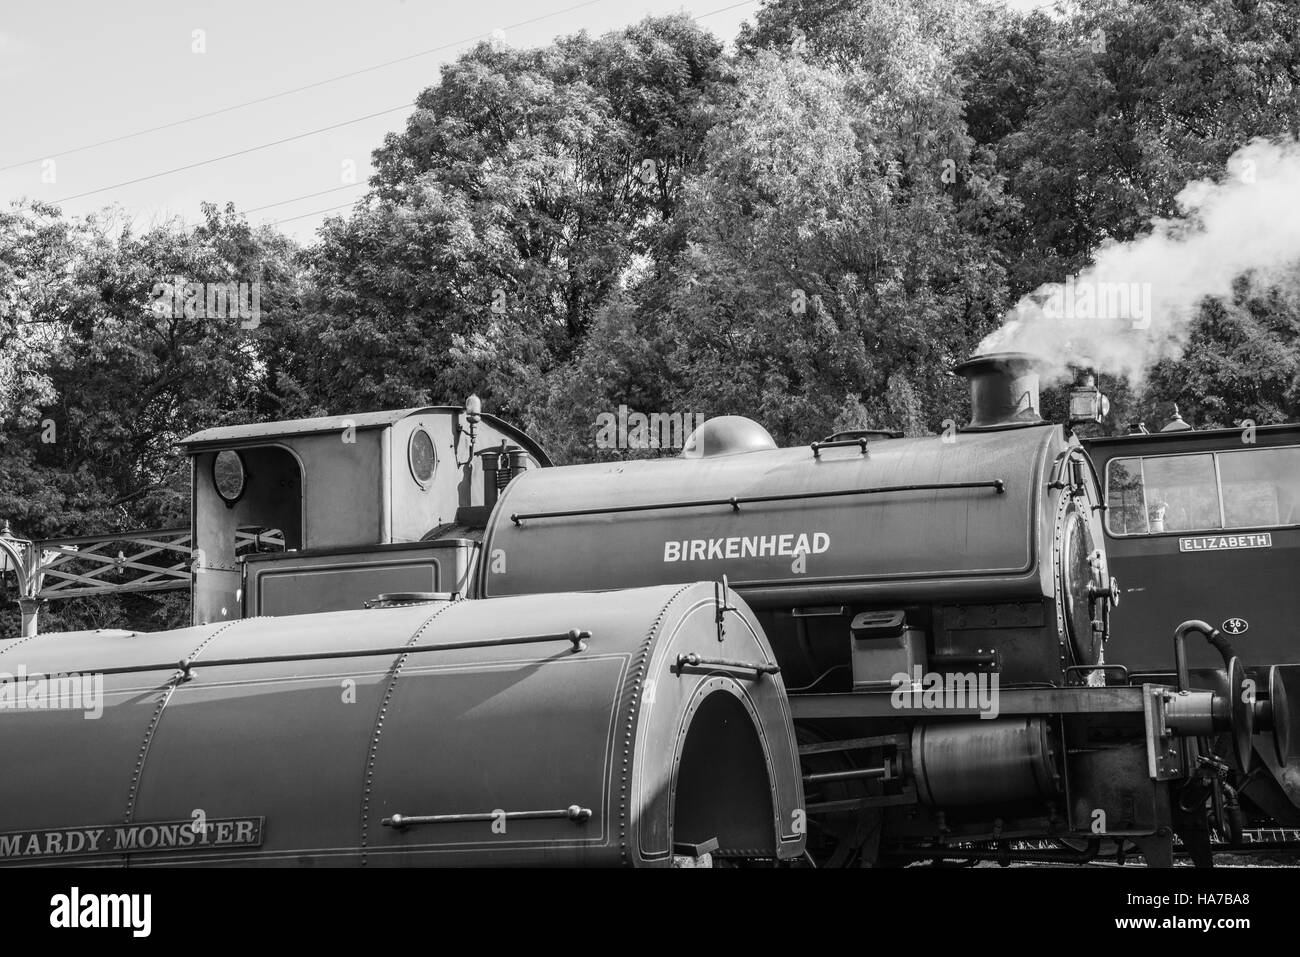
[409,427,436,488]
[213,450,246,504]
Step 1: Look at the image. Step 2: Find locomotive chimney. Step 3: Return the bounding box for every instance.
[951,352,1046,430]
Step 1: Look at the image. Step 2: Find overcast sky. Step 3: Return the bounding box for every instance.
[0,0,1051,243]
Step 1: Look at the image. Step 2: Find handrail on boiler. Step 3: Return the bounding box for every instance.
[0,629,593,685]
[509,480,1006,526]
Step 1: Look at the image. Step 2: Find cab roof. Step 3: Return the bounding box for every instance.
[179,406,552,464]
[1082,422,1300,450]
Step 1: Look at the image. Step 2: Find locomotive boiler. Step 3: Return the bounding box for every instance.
[476,353,1289,865]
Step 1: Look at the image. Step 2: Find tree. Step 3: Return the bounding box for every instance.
[277,16,729,433]
[0,202,72,427]
[0,201,303,634]
[568,36,1015,446]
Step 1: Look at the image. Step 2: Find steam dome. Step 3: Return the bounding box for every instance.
[681,416,777,457]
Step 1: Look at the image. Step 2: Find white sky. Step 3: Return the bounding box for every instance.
[0,0,1052,243]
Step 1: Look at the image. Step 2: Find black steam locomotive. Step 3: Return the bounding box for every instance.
[477,352,1294,865]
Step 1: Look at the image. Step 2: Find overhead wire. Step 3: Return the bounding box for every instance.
[267,201,363,227]
[21,0,762,224]
[254,0,762,229]
[47,104,413,204]
[0,0,614,172]
[244,184,366,213]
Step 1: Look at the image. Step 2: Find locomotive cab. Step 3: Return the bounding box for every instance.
[179,404,548,625]
[1085,421,1300,676]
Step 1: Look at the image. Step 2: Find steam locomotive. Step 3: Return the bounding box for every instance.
[0,353,1294,867]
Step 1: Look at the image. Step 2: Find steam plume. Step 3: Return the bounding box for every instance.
[978,137,1300,384]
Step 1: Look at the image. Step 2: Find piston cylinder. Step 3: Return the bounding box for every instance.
[911,718,1061,807]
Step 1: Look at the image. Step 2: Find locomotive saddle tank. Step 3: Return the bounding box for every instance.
[0,584,803,866]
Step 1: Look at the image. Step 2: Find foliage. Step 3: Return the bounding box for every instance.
[958,0,1300,424]
[276,16,728,435]
[0,202,302,633]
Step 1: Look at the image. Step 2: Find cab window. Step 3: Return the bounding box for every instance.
[1106,446,1300,535]
[1219,446,1300,527]
[1106,458,1148,535]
